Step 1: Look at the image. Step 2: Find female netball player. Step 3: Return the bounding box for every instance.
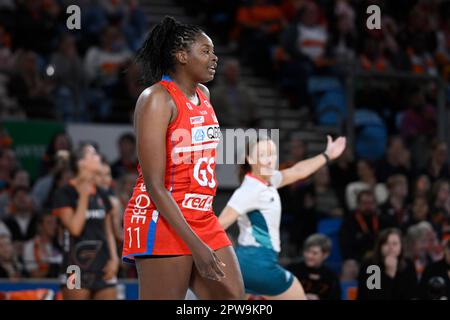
[121,16,245,299]
[53,144,119,300]
[219,135,346,299]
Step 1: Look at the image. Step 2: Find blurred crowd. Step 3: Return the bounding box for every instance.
[0,125,449,299]
[277,131,450,299]
[0,0,147,122]
[0,128,139,281]
[192,0,450,112]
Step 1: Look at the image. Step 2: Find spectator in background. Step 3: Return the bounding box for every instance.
[340,258,360,300]
[357,228,418,300]
[0,220,10,238]
[329,146,357,212]
[287,234,341,300]
[399,5,438,76]
[345,159,388,211]
[375,136,411,183]
[7,50,56,119]
[339,190,380,262]
[210,58,259,128]
[111,133,137,179]
[420,240,450,299]
[22,211,62,278]
[280,1,331,108]
[340,258,359,283]
[404,222,437,279]
[400,88,437,144]
[234,0,285,75]
[51,34,89,122]
[279,133,307,168]
[0,23,21,120]
[0,168,30,219]
[0,234,21,279]
[302,166,344,218]
[99,0,147,51]
[0,23,14,71]
[198,0,241,45]
[279,135,315,250]
[340,190,380,262]
[280,0,308,23]
[412,174,432,199]
[0,126,12,150]
[381,16,410,71]
[407,33,438,76]
[12,0,63,57]
[430,179,450,238]
[121,0,148,51]
[421,140,449,184]
[0,148,16,193]
[33,149,73,211]
[359,37,390,72]
[100,0,128,22]
[379,175,410,230]
[84,25,132,121]
[404,196,431,231]
[33,166,73,212]
[2,186,38,257]
[329,10,357,73]
[97,157,122,243]
[115,172,138,217]
[39,131,73,177]
[110,60,145,122]
[78,0,109,51]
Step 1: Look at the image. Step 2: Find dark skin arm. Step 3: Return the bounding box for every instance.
[134,84,225,281]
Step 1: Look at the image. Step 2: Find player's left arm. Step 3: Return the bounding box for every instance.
[278,136,346,188]
[218,206,240,230]
[103,207,119,280]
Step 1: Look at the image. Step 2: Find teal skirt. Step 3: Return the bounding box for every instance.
[235,246,294,296]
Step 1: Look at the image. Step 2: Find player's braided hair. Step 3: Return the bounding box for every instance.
[135,16,203,85]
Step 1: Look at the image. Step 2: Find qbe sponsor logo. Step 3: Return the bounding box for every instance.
[191,125,220,144]
[182,193,213,211]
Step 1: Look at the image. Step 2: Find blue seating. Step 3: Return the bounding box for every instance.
[308,76,342,94]
[354,109,387,161]
[316,89,347,125]
[317,217,343,275]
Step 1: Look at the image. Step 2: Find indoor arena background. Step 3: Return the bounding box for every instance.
[0,0,450,300]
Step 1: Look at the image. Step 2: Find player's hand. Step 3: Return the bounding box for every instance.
[103,259,119,280]
[324,135,347,161]
[191,242,226,282]
[74,178,92,197]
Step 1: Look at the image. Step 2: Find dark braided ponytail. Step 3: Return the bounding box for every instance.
[135,16,203,85]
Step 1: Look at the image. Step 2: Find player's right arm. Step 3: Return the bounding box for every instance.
[54,182,91,237]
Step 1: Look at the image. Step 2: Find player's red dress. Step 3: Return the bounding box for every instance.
[122,76,231,263]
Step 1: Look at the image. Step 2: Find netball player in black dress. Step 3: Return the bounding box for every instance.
[53,144,119,300]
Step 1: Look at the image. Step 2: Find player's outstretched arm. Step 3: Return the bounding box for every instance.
[278,136,346,188]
